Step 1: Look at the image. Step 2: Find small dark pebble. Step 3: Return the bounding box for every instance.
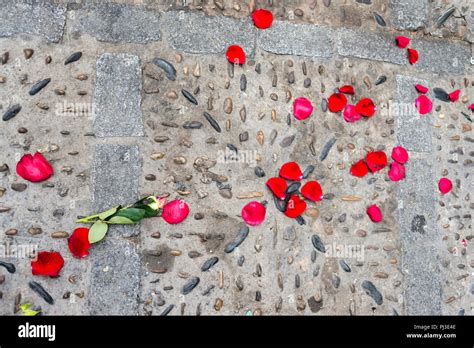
[312,235,326,253]
[201,284,215,296]
[339,260,351,272]
[224,226,250,253]
[302,165,315,179]
[240,74,247,91]
[3,104,21,121]
[152,58,177,81]
[433,88,450,102]
[29,78,51,96]
[201,257,219,271]
[285,182,301,194]
[304,78,311,88]
[0,261,16,273]
[64,52,82,65]
[160,304,174,316]
[361,280,383,305]
[226,143,238,154]
[237,255,245,266]
[320,137,336,161]
[183,121,203,129]
[239,131,249,142]
[254,166,265,178]
[373,12,386,27]
[203,112,221,132]
[295,216,306,225]
[29,281,54,304]
[181,276,200,295]
[273,195,288,213]
[374,75,387,86]
[280,135,295,148]
[182,89,198,105]
[436,7,456,27]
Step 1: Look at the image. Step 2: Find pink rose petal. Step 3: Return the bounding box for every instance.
[241,201,266,226]
[388,162,406,182]
[162,199,190,224]
[391,146,409,164]
[367,204,383,223]
[438,178,452,194]
[415,95,432,115]
[343,104,362,123]
[415,84,429,94]
[448,90,460,102]
[293,97,313,120]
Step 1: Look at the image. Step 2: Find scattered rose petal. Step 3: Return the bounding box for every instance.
[461,238,467,247]
[293,97,313,120]
[395,36,410,48]
[448,89,460,102]
[226,45,246,65]
[415,95,432,115]
[367,204,383,223]
[241,201,266,226]
[16,152,54,182]
[301,181,323,202]
[266,177,287,200]
[439,178,452,194]
[162,199,190,224]
[284,194,307,218]
[391,146,409,164]
[388,162,406,181]
[407,48,419,65]
[251,9,273,29]
[343,104,362,123]
[328,93,347,113]
[365,151,388,172]
[68,227,91,258]
[338,85,355,95]
[415,84,429,94]
[355,98,376,117]
[350,160,369,177]
[469,103,474,111]
[31,251,64,277]
[279,162,303,181]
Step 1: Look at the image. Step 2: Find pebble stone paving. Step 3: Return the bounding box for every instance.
[0,0,472,316]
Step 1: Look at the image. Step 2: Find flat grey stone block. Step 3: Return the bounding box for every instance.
[70,3,161,43]
[0,1,66,42]
[88,239,140,315]
[394,75,432,152]
[337,28,406,65]
[161,11,256,55]
[412,38,470,75]
[259,21,333,58]
[93,53,144,137]
[91,144,140,237]
[390,0,428,31]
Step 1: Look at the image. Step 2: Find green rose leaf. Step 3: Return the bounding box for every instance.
[108,216,135,224]
[19,303,41,316]
[98,207,118,220]
[88,221,109,244]
[134,204,159,218]
[115,208,146,222]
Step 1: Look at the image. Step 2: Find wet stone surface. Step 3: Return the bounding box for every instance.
[0,1,472,316]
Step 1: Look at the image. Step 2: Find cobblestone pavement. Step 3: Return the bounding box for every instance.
[0,0,472,316]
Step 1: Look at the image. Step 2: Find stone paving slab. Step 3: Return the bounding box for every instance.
[161,11,256,55]
[93,53,144,137]
[390,0,429,31]
[0,0,67,43]
[69,3,161,44]
[91,144,140,238]
[337,29,470,75]
[394,75,432,152]
[258,21,333,58]
[87,238,140,315]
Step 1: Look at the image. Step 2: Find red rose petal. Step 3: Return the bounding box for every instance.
[343,104,362,123]
[162,199,189,224]
[367,204,383,223]
[226,45,246,65]
[350,159,369,177]
[391,146,409,164]
[251,9,273,29]
[68,227,91,258]
[415,84,429,94]
[439,178,452,194]
[293,97,313,120]
[16,152,54,183]
[301,181,323,202]
[241,201,266,226]
[407,48,419,65]
[31,251,64,277]
[469,103,474,111]
[355,98,376,117]
[266,177,287,200]
[328,93,347,113]
[279,162,303,181]
[388,162,406,182]
[365,151,388,172]
[448,89,460,102]
[415,95,432,115]
[338,85,355,95]
[284,194,307,218]
[395,36,410,48]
